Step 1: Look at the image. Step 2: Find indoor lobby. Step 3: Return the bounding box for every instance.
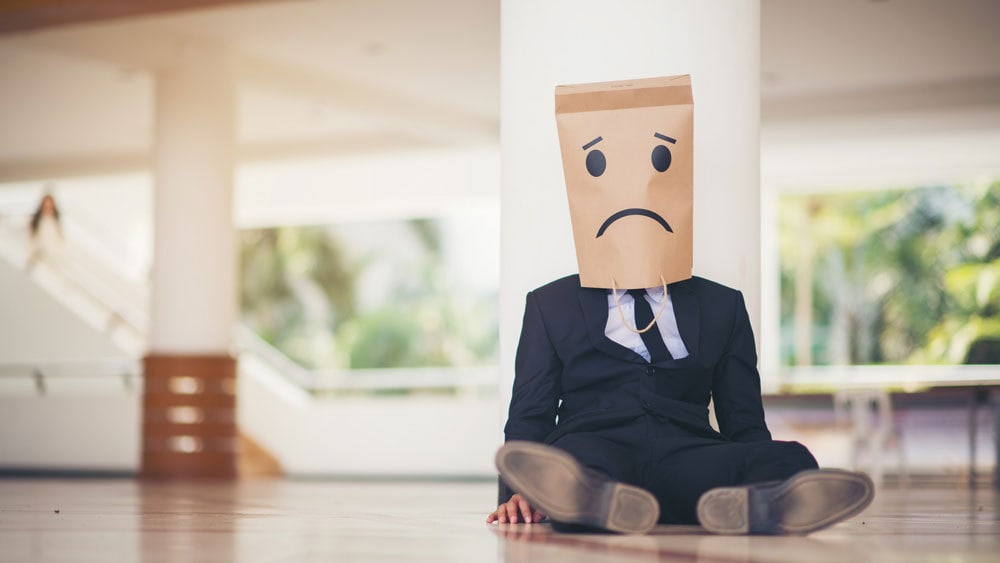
[1,1,999,562]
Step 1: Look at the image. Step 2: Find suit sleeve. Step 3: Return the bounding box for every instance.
[711,290,772,443]
[498,290,562,504]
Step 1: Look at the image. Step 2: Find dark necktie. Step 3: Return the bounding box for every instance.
[628,289,672,363]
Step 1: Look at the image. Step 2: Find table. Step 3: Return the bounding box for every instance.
[776,364,1000,488]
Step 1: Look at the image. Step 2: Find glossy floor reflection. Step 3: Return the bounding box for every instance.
[0,478,997,562]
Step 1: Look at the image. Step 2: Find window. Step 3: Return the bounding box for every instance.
[240,215,499,372]
[778,179,1000,367]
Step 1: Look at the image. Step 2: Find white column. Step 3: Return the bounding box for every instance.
[150,45,236,353]
[500,1,761,414]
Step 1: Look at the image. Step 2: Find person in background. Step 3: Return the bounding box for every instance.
[26,190,64,273]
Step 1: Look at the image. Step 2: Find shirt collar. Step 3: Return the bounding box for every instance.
[607,286,667,308]
[645,285,666,304]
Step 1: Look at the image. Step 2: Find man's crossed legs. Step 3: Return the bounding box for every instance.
[495,418,874,535]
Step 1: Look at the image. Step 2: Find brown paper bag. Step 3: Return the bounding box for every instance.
[555,75,693,290]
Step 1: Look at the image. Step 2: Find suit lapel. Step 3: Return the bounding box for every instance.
[577,286,646,364]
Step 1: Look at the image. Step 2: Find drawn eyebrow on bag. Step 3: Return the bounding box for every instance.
[582,136,603,150]
[654,133,677,144]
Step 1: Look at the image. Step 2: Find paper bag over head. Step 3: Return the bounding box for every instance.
[555,74,693,290]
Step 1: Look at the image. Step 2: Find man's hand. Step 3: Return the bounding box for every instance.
[486,493,545,524]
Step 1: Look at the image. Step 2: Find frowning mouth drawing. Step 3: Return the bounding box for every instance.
[595,208,673,238]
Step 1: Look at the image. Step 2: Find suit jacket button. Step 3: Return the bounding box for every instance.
[646,367,655,375]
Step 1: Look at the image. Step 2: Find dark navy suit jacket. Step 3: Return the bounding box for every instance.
[500,274,771,503]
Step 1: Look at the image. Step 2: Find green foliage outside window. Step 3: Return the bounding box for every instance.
[239,218,498,370]
[779,179,1000,367]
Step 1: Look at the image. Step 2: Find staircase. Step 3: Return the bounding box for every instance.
[0,215,146,356]
[0,210,283,478]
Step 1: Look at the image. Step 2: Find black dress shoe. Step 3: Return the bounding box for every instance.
[696,469,875,535]
[495,441,659,534]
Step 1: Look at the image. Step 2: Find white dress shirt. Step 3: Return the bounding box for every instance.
[604,287,689,362]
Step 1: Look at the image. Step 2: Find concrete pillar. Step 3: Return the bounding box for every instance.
[143,44,238,479]
[499,1,761,415]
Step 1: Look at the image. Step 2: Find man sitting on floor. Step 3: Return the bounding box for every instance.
[487,75,874,535]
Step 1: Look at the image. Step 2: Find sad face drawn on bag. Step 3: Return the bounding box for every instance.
[556,75,694,290]
[581,132,679,240]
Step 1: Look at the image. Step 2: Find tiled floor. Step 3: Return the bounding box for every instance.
[0,478,997,562]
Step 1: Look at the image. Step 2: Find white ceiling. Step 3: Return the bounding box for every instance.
[0,0,997,182]
[762,0,1000,99]
[0,0,500,179]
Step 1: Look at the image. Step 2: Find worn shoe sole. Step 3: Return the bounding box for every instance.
[697,469,875,535]
[495,441,659,534]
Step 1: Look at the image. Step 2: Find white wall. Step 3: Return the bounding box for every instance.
[0,390,140,472]
[239,357,499,477]
[0,358,501,476]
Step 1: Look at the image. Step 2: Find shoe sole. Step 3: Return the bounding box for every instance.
[495,441,659,534]
[697,469,874,535]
